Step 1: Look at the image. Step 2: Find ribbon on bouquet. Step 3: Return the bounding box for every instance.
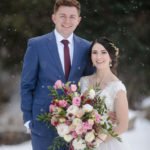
[69,141,74,150]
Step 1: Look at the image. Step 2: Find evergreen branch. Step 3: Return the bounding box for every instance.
[48,136,69,150]
[37,112,52,128]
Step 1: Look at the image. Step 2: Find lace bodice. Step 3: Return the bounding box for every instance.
[80,76,127,111]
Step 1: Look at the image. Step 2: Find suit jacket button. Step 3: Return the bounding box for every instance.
[40,108,44,112]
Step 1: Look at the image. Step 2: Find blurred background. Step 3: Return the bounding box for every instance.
[0,0,150,149]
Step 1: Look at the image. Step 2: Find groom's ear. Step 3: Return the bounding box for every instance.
[51,14,56,24]
[78,17,82,24]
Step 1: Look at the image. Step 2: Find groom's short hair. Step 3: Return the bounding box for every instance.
[54,0,81,15]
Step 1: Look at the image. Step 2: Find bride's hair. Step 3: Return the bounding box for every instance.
[89,37,119,75]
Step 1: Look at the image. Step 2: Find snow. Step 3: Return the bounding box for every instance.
[0,141,32,150]
[128,109,138,119]
[0,74,24,132]
[123,118,150,150]
[0,116,150,150]
[141,97,150,108]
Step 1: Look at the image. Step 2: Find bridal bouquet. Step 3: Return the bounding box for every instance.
[37,80,121,150]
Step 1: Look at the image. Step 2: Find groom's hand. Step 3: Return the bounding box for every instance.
[24,121,31,134]
[108,111,117,124]
[26,128,31,134]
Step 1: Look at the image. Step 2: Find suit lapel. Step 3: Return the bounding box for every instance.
[46,31,66,81]
[68,35,81,81]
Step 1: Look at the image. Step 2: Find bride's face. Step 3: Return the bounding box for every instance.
[91,43,111,70]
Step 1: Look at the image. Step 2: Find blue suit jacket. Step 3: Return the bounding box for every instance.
[20,31,93,138]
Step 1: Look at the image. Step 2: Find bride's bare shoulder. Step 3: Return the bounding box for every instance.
[110,74,120,82]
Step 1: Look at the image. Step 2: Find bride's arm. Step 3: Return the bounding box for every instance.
[105,90,129,141]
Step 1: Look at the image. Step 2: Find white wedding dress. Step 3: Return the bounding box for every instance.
[80,76,131,150]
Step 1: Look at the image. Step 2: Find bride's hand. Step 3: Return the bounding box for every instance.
[108,111,117,124]
[98,133,107,141]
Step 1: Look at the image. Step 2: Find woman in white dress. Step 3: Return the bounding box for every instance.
[80,37,131,150]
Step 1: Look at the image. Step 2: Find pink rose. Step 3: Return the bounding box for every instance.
[59,100,67,107]
[65,120,71,125]
[95,113,101,123]
[51,119,55,126]
[70,84,77,92]
[72,97,81,106]
[82,121,93,131]
[49,104,55,112]
[72,131,78,138]
[53,80,64,89]
[51,116,58,126]
[87,142,94,146]
[75,125,84,135]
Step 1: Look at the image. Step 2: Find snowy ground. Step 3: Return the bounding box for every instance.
[123,118,150,150]
[0,116,150,150]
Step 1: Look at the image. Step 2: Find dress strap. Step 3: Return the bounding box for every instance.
[79,76,89,94]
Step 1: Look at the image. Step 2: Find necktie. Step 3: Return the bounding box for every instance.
[61,40,71,80]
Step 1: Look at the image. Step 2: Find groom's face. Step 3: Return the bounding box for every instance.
[52,6,81,38]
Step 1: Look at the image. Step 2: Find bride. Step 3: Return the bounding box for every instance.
[79,37,131,150]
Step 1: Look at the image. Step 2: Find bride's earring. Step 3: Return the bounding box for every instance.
[109,62,112,67]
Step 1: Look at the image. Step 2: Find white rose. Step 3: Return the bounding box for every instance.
[85,131,95,143]
[83,104,93,112]
[72,118,82,126]
[88,119,94,125]
[69,124,76,132]
[93,109,98,114]
[75,108,85,118]
[64,134,73,142]
[67,105,79,115]
[57,123,69,137]
[72,139,86,150]
[54,107,62,114]
[88,89,96,99]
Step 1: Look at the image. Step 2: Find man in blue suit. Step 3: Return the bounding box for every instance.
[20,0,93,149]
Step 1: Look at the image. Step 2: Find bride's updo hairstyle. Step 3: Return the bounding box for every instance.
[89,37,119,75]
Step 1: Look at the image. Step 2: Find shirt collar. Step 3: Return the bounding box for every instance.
[54,29,73,44]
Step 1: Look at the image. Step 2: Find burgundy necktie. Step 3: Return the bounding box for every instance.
[61,40,71,80]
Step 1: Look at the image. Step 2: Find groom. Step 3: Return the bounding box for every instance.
[20,0,94,150]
